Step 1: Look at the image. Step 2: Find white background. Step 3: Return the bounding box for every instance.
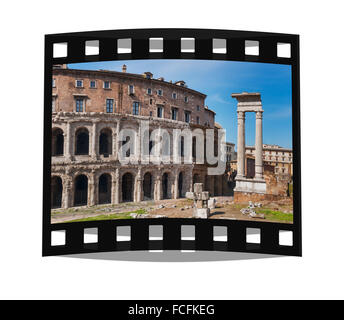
[1,0,343,300]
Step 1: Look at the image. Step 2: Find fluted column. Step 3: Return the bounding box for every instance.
[237,111,245,179]
[255,111,263,180]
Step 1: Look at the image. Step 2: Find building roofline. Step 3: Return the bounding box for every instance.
[246,145,292,152]
[53,67,208,99]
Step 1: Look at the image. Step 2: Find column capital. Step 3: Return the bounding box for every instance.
[256,111,263,119]
[237,111,245,119]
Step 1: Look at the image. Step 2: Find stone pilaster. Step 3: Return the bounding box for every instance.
[65,122,72,160]
[255,111,263,180]
[91,122,97,160]
[115,119,120,161]
[88,171,96,206]
[154,175,162,200]
[136,168,142,202]
[62,176,72,208]
[173,170,179,199]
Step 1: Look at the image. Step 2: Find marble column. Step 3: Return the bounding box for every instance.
[237,111,245,179]
[255,111,263,180]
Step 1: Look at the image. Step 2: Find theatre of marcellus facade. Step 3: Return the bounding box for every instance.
[51,64,233,209]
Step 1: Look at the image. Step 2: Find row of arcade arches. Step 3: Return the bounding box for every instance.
[51,171,187,208]
[52,127,113,156]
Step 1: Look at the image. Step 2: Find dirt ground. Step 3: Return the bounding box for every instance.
[51,196,293,224]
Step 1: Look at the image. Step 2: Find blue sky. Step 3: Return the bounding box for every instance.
[69,60,292,149]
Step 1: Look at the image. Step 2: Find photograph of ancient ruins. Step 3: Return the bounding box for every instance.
[50,60,293,224]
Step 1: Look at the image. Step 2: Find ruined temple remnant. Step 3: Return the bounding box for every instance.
[231,92,266,194]
[186,183,210,218]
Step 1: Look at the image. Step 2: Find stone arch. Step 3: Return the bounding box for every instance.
[162,172,171,199]
[52,128,64,156]
[51,176,63,208]
[74,174,88,206]
[178,171,184,198]
[99,128,112,156]
[98,173,111,204]
[75,127,89,155]
[143,172,153,200]
[122,172,134,202]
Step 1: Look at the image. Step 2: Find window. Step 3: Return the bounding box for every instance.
[149,98,153,105]
[128,85,134,95]
[52,97,56,112]
[184,96,188,103]
[157,105,164,118]
[76,80,83,88]
[196,116,200,124]
[103,81,110,89]
[147,88,152,95]
[52,78,56,88]
[172,108,178,120]
[157,89,163,96]
[172,92,177,99]
[132,101,140,115]
[196,105,200,111]
[106,99,114,113]
[184,111,190,123]
[90,80,96,88]
[76,98,84,112]
[149,111,153,117]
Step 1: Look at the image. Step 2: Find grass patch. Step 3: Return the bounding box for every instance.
[256,209,293,223]
[65,209,146,223]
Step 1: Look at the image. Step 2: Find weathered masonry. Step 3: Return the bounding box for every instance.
[51,65,233,209]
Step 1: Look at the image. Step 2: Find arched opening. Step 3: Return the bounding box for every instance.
[98,173,111,204]
[162,172,170,199]
[180,136,184,157]
[99,128,112,156]
[178,172,184,198]
[122,172,133,202]
[75,128,89,155]
[51,176,62,208]
[192,136,196,159]
[74,175,88,206]
[52,128,64,156]
[143,172,153,200]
